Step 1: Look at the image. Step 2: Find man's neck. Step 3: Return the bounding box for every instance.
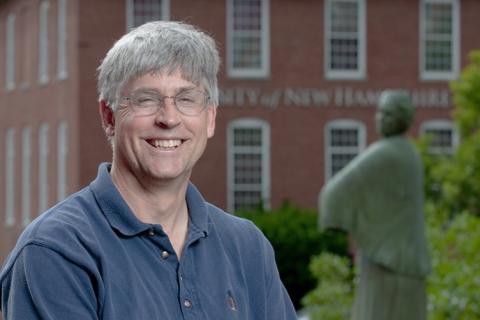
[109,165,190,257]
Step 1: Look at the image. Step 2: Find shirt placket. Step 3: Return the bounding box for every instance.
[177,228,207,320]
[147,225,206,320]
[147,226,192,319]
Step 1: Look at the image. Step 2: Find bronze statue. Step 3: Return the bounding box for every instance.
[319,90,431,320]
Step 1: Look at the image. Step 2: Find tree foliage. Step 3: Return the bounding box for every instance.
[417,50,480,218]
[426,204,480,319]
[420,50,480,319]
[451,51,480,138]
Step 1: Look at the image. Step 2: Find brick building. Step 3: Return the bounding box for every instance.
[1,0,478,265]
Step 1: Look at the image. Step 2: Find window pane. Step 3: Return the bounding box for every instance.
[22,127,31,226]
[5,128,15,226]
[38,1,49,84]
[234,128,262,146]
[234,190,262,211]
[331,2,358,33]
[426,3,452,34]
[330,128,359,147]
[423,2,454,73]
[328,0,360,72]
[39,124,49,213]
[232,35,262,69]
[229,0,267,76]
[57,0,68,79]
[5,14,15,90]
[331,153,357,176]
[426,128,452,147]
[229,120,269,212]
[57,121,69,201]
[326,122,365,179]
[133,0,165,27]
[425,40,452,71]
[234,153,262,184]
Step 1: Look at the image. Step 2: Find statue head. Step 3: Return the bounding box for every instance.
[375,90,414,137]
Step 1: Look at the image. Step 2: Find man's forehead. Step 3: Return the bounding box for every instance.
[125,71,202,92]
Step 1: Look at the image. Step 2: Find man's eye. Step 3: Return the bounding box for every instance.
[177,97,195,102]
[136,95,157,104]
[177,96,195,103]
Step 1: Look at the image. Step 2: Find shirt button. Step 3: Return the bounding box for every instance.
[147,229,155,236]
[161,251,169,259]
[183,299,192,308]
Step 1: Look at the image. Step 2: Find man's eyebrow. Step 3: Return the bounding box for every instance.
[133,85,199,95]
[175,85,199,93]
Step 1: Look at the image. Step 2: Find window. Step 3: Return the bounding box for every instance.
[325,119,366,179]
[5,128,15,227]
[227,0,270,78]
[420,0,459,80]
[57,0,68,79]
[39,0,50,84]
[22,127,31,226]
[57,121,68,201]
[325,0,366,79]
[420,120,458,155]
[228,119,270,212]
[126,0,170,29]
[18,7,31,88]
[5,13,16,91]
[39,123,49,213]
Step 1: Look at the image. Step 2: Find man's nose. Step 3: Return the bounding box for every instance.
[154,97,181,128]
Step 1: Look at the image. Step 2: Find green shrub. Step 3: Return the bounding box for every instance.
[237,203,347,309]
[426,204,480,319]
[301,252,355,320]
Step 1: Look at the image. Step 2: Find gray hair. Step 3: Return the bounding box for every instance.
[97,21,220,110]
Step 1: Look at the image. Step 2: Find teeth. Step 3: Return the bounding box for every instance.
[153,139,181,148]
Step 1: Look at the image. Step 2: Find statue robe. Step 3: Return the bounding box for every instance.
[319,136,430,320]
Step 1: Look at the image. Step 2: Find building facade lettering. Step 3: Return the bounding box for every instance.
[219,87,452,109]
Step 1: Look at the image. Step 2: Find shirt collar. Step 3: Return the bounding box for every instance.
[90,163,150,236]
[185,182,210,238]
[90,163,210,237]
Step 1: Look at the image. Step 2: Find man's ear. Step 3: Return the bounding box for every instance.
[99,100,115,138]
[207,105,217,138]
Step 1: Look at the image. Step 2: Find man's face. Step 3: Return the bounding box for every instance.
[102,70,216,183]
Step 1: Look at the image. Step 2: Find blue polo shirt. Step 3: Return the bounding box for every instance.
[0,163,296,319]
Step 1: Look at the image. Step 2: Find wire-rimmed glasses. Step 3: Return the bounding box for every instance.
[119,89,211,116]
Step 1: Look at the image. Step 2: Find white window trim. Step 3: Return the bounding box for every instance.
[39,123,49,213]
[5,13,16,91]
[22,127,32,227]
[5,128,15,227]
[325,119,366,179]
[420,119,459,154]
[57,121,69,201]
[324,0,366,80]
[126,0,170,30]
[57,0,68,80]
[226,0,270,79]
[227,118,271,212]
[419,0,460,81]
[38,0,50,85]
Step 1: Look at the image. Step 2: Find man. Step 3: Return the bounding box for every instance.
[0,21,296,319]
[319,90,431,320]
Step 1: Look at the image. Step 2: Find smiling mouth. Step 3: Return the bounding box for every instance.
[147,139,183,149]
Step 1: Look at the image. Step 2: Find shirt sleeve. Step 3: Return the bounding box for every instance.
[1,243,99,320]
[263,239,298,320]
